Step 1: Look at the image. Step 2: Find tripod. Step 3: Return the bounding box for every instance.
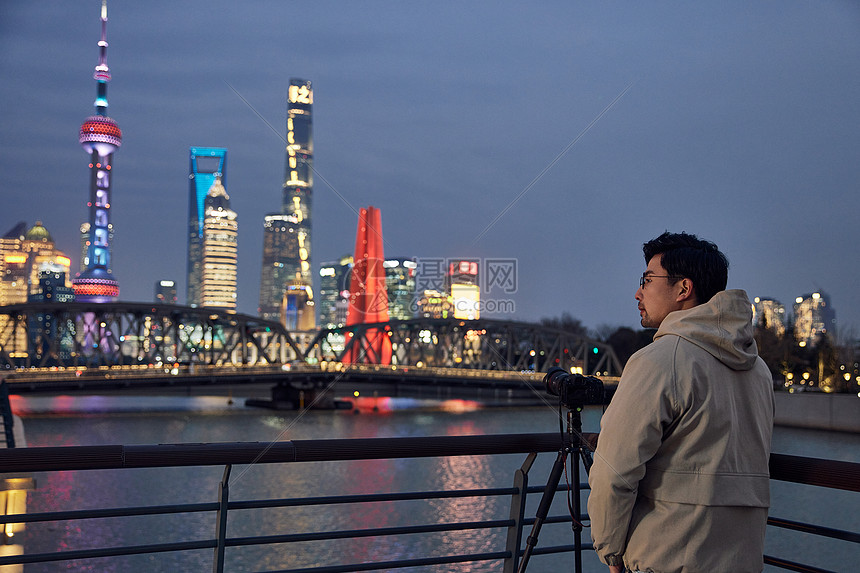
[517,406,594,573]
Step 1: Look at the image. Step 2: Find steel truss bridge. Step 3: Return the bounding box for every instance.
[0,302,621,399]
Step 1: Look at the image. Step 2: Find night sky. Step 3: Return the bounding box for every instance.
[1,1,859,336]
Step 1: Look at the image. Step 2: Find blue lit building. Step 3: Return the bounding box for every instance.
[187,147,227,307]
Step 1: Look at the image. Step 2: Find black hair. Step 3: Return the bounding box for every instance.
[642,231,729,303]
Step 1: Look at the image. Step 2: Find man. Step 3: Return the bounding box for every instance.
[588,231,774,573]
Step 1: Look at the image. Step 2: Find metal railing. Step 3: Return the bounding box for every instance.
[0,433,857,572]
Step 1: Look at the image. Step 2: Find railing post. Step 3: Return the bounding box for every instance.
[0,381,15,448]
[213,464,231,573]
[503,452,537,573]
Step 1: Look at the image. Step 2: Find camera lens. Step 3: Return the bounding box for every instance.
[543,367,568,397]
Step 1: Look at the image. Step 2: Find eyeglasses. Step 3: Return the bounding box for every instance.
[639,274,680,288]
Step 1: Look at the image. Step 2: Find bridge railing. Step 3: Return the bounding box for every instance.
[0,434,857,572]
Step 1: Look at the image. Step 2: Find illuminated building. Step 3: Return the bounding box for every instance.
[0,223,27,307]
[21,223,72,294]
[0,223,72,358]
[188,147,227,307]
[384,258,417,320]
[8,222,73,298]
[259,214,300,321]
[282,283,315,331]
[752,297,786,337]
[416,289,454,319]
[793,292,836,346]
[29,272,76,362]
[448,260,480,320]
[319,255,353,328]
[200,178,238,310]
[0,224,28,357]
[155,280,177,304]
[74,0,121,303]
[259,79,313,324]
[29,272,75,304]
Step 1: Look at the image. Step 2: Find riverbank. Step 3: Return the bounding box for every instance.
[774,391,859,432]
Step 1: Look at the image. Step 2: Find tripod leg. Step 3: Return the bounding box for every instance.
[516,447,567,573]
[572,446,583,573]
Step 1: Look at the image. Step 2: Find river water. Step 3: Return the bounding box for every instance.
[8,394,859,572]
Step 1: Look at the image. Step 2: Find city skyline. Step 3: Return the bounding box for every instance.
[1,1,859,335]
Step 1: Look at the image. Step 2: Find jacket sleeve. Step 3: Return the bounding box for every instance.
[587,341,679,561]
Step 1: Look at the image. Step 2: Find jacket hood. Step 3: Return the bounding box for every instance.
[654,289,759,371]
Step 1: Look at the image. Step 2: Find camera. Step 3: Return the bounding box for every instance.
[543,366,605,409]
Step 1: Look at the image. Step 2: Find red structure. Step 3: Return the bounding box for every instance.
[343,206,391,364]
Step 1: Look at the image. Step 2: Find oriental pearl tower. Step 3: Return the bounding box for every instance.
[73,0,121,302]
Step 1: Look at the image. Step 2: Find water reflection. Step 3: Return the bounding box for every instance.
[9,399,858,572]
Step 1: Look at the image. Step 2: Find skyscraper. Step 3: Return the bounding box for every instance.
[384,258,417,320]
[753,297,786,337]
[74,0,122,303]
[318,255,353,328]
[793,292,836,346]
[0,223,29,356]
[259,79,313,325]
[187,147,227,307]
[200,178,238,310]
[29,271,76,363]
[259,214,300,321]
[0,223,27,308]
[448,260,480,320]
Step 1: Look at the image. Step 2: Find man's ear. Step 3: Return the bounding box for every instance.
[676,278,697,304]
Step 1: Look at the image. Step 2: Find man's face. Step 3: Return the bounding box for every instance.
[635,254,685,329]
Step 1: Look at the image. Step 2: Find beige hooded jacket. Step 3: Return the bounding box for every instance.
[588,289,774,573]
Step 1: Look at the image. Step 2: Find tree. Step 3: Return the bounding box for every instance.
[540,312,587,338]
[605,326,654,367]
[753,321,786,379]
[590,323,617,342]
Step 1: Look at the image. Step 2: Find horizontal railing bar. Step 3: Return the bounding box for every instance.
[770,453,860,492]
[522,514,583,527]
[0,432,570,472]
[265,550,512,573]
[525,482,587,494]
[0,539,215,566]
[228,487,518,511]
[523,543,594,556]
[227,519,515,547]
[768,516,860,543]
[0,501,219,525]
[294,433,566,462]
[0,488,518,526]
[764,554,838,573]
[0,498,582,532]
